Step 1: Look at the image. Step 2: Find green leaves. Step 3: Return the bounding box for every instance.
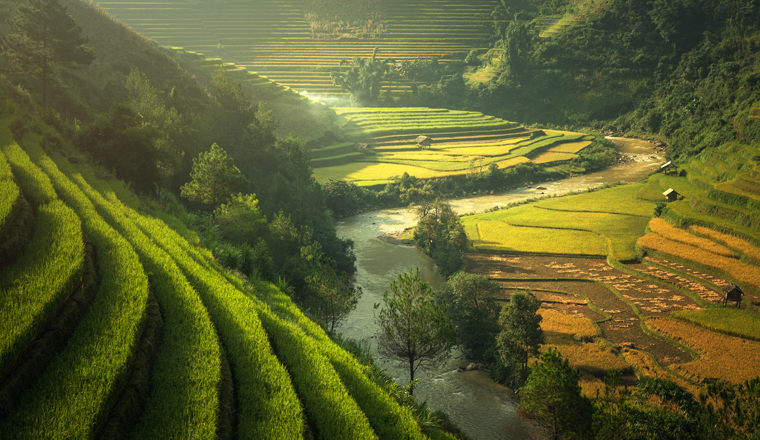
[180,143,249,210]
[497,291,544,385]
[375,268,457,384]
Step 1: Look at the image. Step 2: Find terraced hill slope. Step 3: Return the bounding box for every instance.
[95,0,497,100]
[0,114,454,438]
[461,136,760,396]
[312,107,593,185]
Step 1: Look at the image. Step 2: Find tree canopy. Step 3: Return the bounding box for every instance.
[497,290,544,385]
[2,0,95,107]
[413,199,467,278]
[374,269,457,389]
[180,143,249,210]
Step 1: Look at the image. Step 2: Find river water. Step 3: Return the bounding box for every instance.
[334,138,664,440]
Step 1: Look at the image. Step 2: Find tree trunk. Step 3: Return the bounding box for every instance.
[408,357,415,395]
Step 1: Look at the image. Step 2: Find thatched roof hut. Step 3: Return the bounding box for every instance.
[415,136,432,148]
[722,283,743,307]
[662,188,679,202]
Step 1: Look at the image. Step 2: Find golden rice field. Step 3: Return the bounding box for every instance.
[647,317,760,384]
[533,152,577,164]
[462,185,653,261]
[672,308,760,341]
[648,218,739,258]
[637,232,760,291]
[689,225,760,262]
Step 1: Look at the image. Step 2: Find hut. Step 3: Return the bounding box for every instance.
[415,136,432,149]
[662,188,679,202]
[660,161,681,175]
[722,283,743,307]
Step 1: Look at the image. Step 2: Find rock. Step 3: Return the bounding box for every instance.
[466,362,485,371]
[620,342,636,349]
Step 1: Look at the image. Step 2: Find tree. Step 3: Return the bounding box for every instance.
[331,49,393,106]
[374,269,457,391]
[307,258,361,332]
[2,0,95,107]
[413,199,467,278]
[437,272,500,361]
[213,193,267,244]
[518,348,594,440]
[180,143,249,210]
[496,291,544,385]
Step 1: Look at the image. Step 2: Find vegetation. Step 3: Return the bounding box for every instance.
[496,291,545,386]
[436,272,500,361]
[374,269,457,388]
[519,348,593,440]
[413,199,467,278]
[181,143,249,211]
[1,0,94,107]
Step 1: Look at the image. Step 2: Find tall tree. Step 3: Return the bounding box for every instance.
[180,143,249,211]
[2,0,95,107]
[497,290,544,385]
[413,199,467,278]
[306,258,361,332]
[437,272,501,361]
[374,268,457,391]
[518,348,593,440]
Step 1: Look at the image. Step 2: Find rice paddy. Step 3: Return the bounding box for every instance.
[312,107,588,185]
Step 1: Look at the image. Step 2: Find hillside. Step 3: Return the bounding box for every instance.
[0,105,458,438]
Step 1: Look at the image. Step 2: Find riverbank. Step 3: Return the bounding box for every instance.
[335,137,664,440]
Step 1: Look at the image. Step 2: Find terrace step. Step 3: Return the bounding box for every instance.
[690,193,760,230]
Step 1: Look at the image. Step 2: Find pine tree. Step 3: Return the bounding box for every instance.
[2,0,95,107]
[181,143,249,210]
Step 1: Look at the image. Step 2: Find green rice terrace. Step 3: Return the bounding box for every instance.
[312,107,593,185]
[94,0,497,100]
[0,115,455,438]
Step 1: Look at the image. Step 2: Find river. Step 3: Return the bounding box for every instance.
[334,137,664,440]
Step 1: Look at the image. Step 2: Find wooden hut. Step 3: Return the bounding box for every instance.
[722,283,743,307]
[662,188,679,202]
[415,136,432,149]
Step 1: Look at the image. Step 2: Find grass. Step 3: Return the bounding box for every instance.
[533,151,577,164]
[648,218,739,258]
[689,225,760,262]
[3,134,148,438]
[648,317,760,384]
[0,199,84,379]
[0,179,19,239]
[637,232,760,291]
[672,308,760,341]
[463,186,652,261]
[0,123,57,206]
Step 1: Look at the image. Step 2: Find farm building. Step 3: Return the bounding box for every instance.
[660,161,680,174]
[722,283,743,307]
[662,188,679,202]
[415,136,432,148]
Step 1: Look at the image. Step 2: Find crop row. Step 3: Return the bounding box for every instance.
[647,317,760,384]
[688,225,760,262]
[673,308,760,341]
[637,231,760,292]
[647,218,739,258]
[0,151,18,238]
[2,134,148,438]
[467,220,608,256]
[52,155,222,438]
[0,140,85,382]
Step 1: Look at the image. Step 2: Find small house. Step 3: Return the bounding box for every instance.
[660,161,680,175]
[662,188,679,202]
[415,136,432,149]
[722,283,743,307]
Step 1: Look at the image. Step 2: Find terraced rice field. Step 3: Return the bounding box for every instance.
[94,0,497,100]
[312,107,592,185]
[0,116,449,437]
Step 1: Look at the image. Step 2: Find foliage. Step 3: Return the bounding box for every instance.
[518,348,593,440]
[414,199,467,278]
[180,143,249,210]
[374,268,457,387]
[331,50,394,107]
[437,272,501,361]
[213,192,266,245]
[306,258,361,332]
[497,291,544,386]
[1,0,95,107]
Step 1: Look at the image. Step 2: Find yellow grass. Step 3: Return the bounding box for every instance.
[648,317,760,384]
[533,152,577,164]
[439,143,522,156]
[547,141,592,154]
[539,309,598,341]
[648,218,739,258]
[494,156,532,169]
[689,225,760,261]
[622,349,700,396]
[637,232,760,290]
[472,221,608,255]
